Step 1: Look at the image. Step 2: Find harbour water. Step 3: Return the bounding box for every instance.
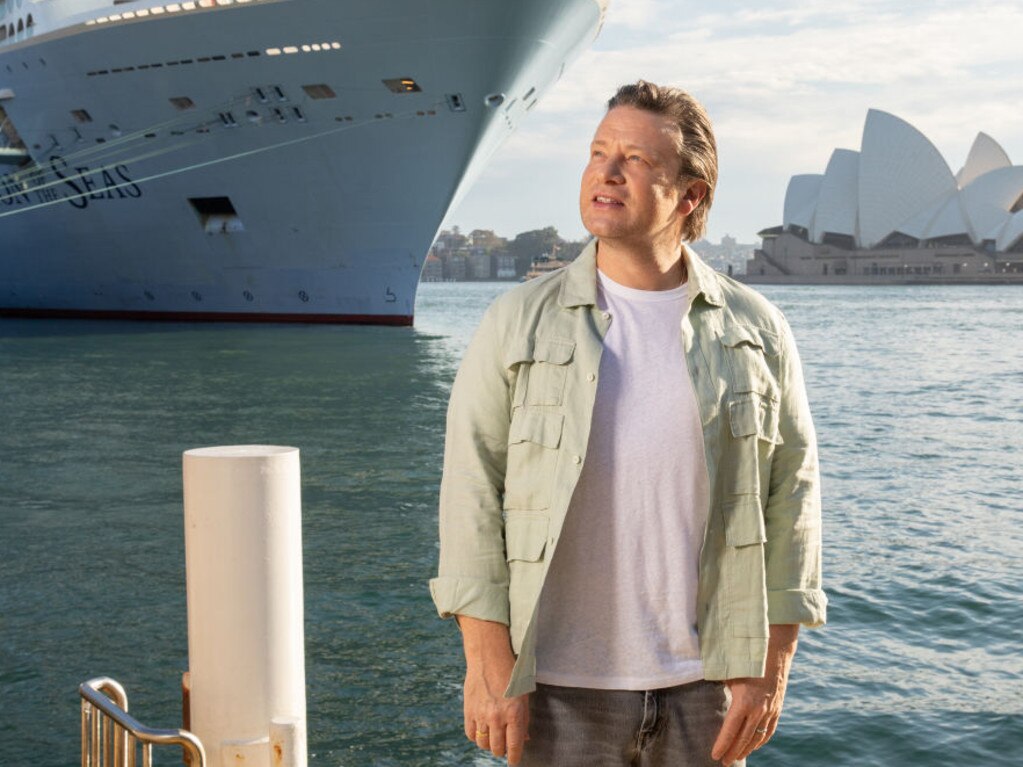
[1,282,1021,766]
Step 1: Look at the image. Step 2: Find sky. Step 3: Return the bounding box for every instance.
[444,0,1023,245]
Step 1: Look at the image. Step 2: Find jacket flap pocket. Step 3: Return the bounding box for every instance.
[720,326,780,356]
[505,514,549,562]
[728,396,783,443]
[724,495,767,547]
[533,337,575,365]
[502,337,535,368]
[509,409,564,449]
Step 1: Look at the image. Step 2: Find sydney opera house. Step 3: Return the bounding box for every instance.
[746,109,1023,283]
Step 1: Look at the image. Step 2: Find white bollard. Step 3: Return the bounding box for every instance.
[183,446,307,767]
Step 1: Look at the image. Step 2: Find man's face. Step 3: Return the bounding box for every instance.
[579,106,695,249]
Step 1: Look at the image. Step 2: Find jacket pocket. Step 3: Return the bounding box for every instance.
[505,513,549,653]
[723,394,781,496]
[721,495,769,638]
[523,337,575,406]
[720,326,780,401]
[723,494,767,547]
[504,409,563,510]
[728,394,783,444]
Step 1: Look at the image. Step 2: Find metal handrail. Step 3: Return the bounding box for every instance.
[80,677,206,767]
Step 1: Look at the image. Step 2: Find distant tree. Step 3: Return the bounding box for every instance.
[507,226,564,275]
[468,229,507,252]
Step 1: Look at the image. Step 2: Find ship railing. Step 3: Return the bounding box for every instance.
[80,677,206,767]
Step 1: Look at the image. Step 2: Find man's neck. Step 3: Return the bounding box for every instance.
[595,238,688,291]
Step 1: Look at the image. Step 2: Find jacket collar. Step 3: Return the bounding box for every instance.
[558,238,724,308]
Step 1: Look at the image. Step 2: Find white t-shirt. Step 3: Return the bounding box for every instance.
[534,268,711,690]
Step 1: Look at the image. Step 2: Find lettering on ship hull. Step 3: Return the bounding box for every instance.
[0,156,142,210]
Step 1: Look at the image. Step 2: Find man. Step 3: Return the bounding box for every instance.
[430,81,826,766]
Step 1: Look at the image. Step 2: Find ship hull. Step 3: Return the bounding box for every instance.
[0,0,605,323]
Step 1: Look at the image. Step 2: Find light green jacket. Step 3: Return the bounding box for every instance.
[430,240,827,698]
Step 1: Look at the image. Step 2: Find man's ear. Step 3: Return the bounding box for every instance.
[678,180,708,217]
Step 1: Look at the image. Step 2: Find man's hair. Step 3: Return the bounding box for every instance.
[607,80,717,242]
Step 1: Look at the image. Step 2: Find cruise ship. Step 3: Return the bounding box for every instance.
[0,0,608,324]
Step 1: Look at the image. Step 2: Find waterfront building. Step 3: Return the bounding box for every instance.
[495,254,517,279]
[468,249,492,280]
[444,254,467,282]
[421,254,444,282]
[746,110,1023,283]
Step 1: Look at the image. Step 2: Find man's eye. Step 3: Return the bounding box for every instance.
[628,155,644,162]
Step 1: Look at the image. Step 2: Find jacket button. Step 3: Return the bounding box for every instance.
[601,311,610,320]
[572,455,582,465]
[587,373,596,382]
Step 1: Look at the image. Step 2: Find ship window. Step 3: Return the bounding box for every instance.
[169,96,195,110]
[71,109,93,123]
[446,93,465,112]
[383,77,421,94]
[25,14,31,27]
[1,28,7,41]
[302,84,335,99]
[17,18,22,33]
[189,196,244,235]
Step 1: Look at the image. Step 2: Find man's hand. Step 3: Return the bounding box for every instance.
[458,616,530,765]
[711,624,799,766]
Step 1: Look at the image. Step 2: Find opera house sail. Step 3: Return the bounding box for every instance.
[746,109,1023,284]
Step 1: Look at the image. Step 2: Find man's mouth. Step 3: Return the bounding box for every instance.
[593,195,624,207]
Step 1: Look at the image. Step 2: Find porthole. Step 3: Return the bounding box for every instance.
[298,290,309,303]
[382,77,421,94]
[484,93,505,108]
[302,83,335,100]
[243,290,254,302]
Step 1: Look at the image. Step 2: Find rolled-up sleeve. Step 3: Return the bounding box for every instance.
[765,317,827,628]
[429,305,513,625]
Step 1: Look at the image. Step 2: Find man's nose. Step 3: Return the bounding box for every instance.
[598,155,625,184]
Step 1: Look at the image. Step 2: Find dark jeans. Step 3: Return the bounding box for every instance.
[521,680,741,767]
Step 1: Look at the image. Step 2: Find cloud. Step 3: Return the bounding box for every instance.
[451,0,1023,242]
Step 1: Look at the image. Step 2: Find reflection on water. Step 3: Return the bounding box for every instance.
[1,283,1021,766]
